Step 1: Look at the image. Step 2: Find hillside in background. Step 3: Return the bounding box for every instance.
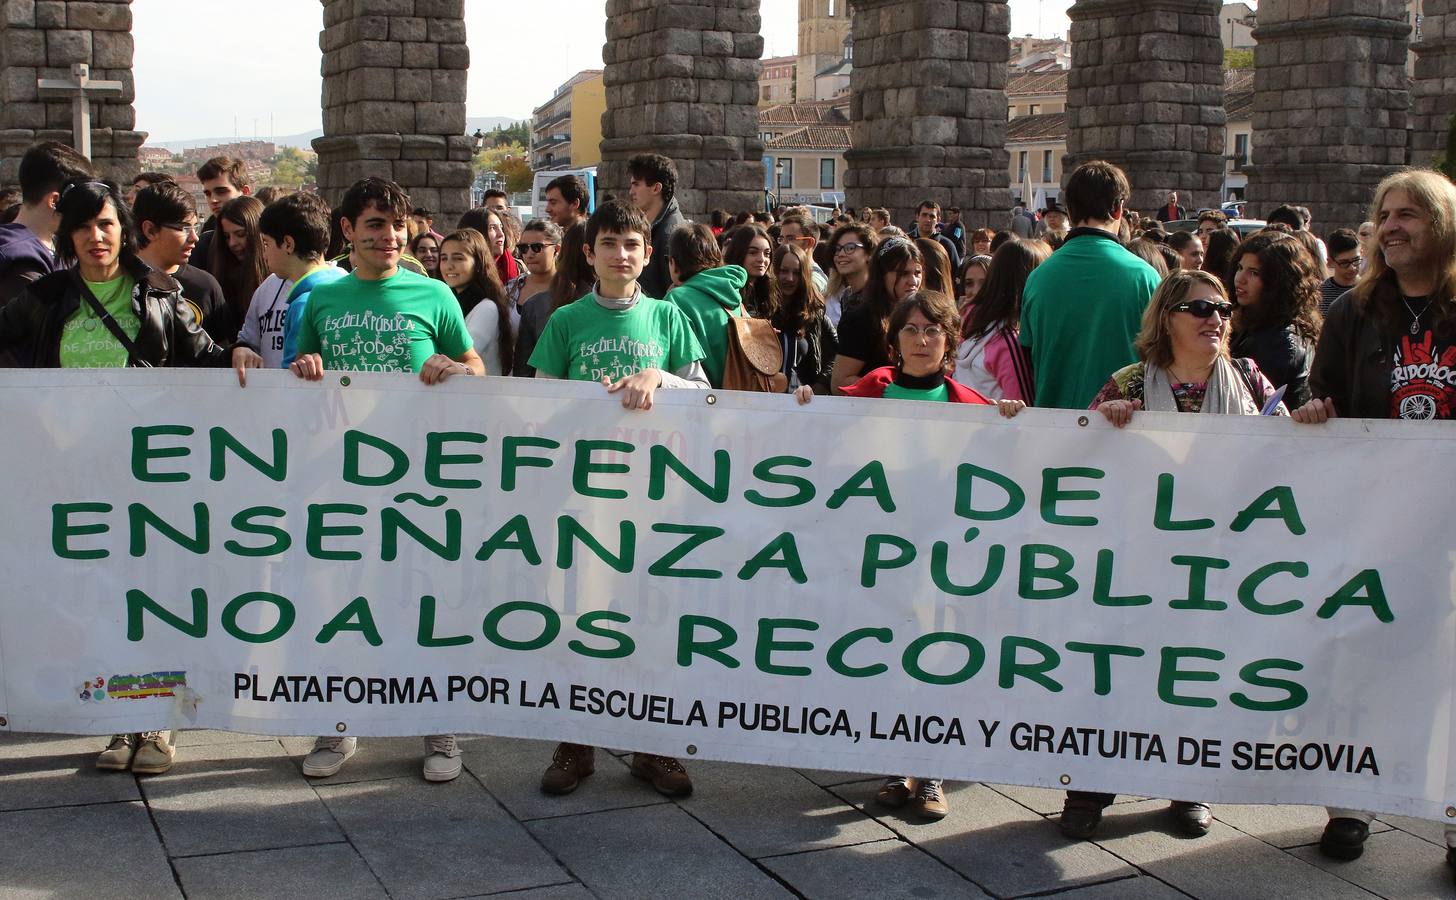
[147,116,522,152]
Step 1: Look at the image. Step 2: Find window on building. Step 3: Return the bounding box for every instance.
[778,158,794,189]
[1234,132,1249,167]
[1029,103,1041,115]
[828,0,837,16]
[762,86,771,101]
[1018,151,1028,183]
[1042,150,1053,183]
[820,158,835,190]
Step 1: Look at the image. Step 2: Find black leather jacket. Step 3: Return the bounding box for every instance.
[0,256,225,368]
[1229,323,1315,409]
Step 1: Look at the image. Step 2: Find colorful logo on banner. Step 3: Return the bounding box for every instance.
[78,671,186,703]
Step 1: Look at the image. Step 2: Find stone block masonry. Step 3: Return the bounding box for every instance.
[0,0,144,184]
[1244,0,1411,231]
[844,0,1011,230]
[1411,0,1456,167]
[315,0,471,225]
[1065,0,1226,215]
[598,0,766,223]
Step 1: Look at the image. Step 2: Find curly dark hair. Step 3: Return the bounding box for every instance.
[1232,230,1323,341]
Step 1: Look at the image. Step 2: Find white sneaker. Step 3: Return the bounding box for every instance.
[302,735,357,777]
[422,734,461,782]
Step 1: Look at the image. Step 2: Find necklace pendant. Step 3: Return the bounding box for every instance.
[1412,319,1421,336]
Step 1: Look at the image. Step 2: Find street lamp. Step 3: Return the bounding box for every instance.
[473,129,485,153]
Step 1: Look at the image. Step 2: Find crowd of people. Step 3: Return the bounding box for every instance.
[0,140,1452,873]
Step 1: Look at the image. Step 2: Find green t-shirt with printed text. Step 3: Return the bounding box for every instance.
[528,293,705,382]
[59,275,138,368]
[293,267,472,373]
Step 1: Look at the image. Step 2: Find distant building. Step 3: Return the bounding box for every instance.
[760,55,798,106]
[1220,2,1256,51]
[761,100,850,205]
[181,141,275,165]
[1009,35,1070,71]
[812,34,853,101]
[530,69,605,172]
[797,0,850,102]
[137,146,175,168]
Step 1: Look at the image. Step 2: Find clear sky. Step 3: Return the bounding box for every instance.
[133,0,1078,143]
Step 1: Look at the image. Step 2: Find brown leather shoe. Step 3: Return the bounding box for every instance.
[913,779,949,819]
[876,776,917,808]
[630,753,692,797]
[540,743,595,795]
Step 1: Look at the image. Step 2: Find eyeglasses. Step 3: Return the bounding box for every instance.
[1331,256,1362,270]
[518,242,557,255]
[834,242,866,255]
[1170,299,1233,319]
[899,324,946,340]
[163,222,200,237]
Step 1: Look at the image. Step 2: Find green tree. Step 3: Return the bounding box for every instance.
[269,147,311,187]
[474,140,534,193]
[1224,48,1254,70]
[499,156,534,193]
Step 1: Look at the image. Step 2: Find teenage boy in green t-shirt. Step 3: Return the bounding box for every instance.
[289,178,483,785]
[527,199,705,797]
[529,199,707,405]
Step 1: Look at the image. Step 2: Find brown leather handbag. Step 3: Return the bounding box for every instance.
[721,313,789,393]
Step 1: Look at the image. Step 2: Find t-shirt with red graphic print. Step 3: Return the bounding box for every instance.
[1390,305,1456,420]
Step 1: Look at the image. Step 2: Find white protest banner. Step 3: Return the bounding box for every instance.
[0,370,1453,820]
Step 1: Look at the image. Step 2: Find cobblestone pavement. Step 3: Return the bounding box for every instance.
[2,731,1452,899]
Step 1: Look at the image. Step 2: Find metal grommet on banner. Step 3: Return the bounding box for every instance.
[1060,774,1071,785]
[705,394,717,406]
[335,722,347,733]
[1076,416,1089,427]
[686,744,698,756]
[1447,806,1455,818]
[0,716,7,727]
[339,376,351,387]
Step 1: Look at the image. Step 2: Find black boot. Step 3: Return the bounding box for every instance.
[1169,801,1212,837]
[1318,817,1369,861]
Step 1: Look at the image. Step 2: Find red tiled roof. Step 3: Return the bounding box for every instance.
[1006,111,1067,143]
[759,101,851,126]
[766,125,852,151]
[1008,70,1068,97]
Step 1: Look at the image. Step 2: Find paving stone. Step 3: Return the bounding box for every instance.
[989,782,1149,816]
[0,801,180,898]
[1291,828,1454,898]
[1216,803,1390,849]
[1378,814,1452,849]
[836,780,1136,896]
[140,739,342,857]
[175,729,280,747]
[680,760,895,858]
[795,766,879,788]
[763,839,989,899]
[174,843,386,900]
[529,804,792,900]
[453,886,593,900]
[461,735,666,821]
[0,732,141,810]
[1093,799,1375,899]
[317,773,568,900]
[1052,875,1189,898]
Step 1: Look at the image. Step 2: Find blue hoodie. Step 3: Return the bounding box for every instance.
[280,266,348,366]
[0,223,55,306]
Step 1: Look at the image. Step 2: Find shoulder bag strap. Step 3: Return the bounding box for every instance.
[75,272,148,368]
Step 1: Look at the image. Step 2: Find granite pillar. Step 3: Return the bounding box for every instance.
[844,0,1010,228]
[0,0,144,183]
[315,0,472,224]
[1243,0,1410,230]
[1411,0,1456,167]
[1065,0,1226,215]
[599,0,766,221]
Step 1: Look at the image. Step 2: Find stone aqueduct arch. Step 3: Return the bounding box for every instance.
[0,0,1440,229]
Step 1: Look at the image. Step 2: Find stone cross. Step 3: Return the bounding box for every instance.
[37,64,123,160]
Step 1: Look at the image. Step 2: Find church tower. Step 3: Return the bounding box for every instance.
[798,0,852,101]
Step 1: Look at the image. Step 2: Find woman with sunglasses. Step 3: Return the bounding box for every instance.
[831,237,923,393]
[1094,270,1288,423]
[1230,230,1323,409]
[506,219,561,326]
[1078,269,1285,838]
[799,291,1022,821]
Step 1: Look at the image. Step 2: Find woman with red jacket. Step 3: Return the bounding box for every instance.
[796,289,1023,820]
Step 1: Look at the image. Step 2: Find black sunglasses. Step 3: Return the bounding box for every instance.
[1170,299,1233,319]
[518,242,556,255]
